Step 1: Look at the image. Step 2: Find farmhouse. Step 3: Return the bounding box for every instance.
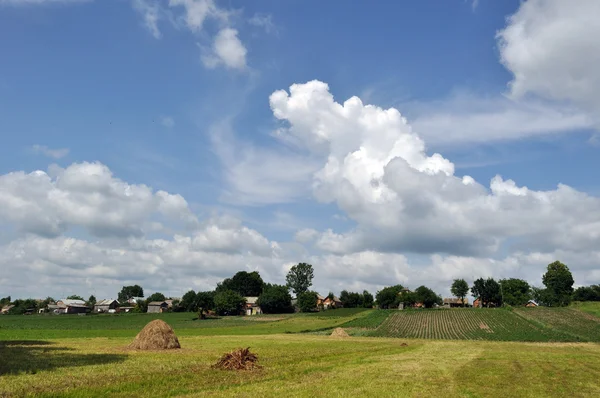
[55,299,88,314]
[1,305,14,314]
[127,297,144,305]
[525,300,538,307]
[94,299,120,313]
[147,301,169,313]
[244,297,262,315]
[443,298,468,308]
[316,294,325,308]
[323,296,343,309]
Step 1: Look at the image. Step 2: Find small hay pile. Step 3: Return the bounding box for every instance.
[330,327,350,338]
[128,319,181,350]
[212,347,261,370]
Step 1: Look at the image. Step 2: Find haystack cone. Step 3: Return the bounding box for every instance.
[129,319,181,350]
[330,327,350,338]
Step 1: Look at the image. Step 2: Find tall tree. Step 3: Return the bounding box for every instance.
[499,278,531,306]
[362,290,374,308]
[573,285,600,302]
[414,286,442,308]
[542,261,574,307]
[450,279,469,307]
[297,291,318,312]
[146,292,166,302]
[471,278,502,307]
[257,284,294,314]
[87,295,97,307]
[214,290,245,316]
[216,271,265,297]
[0,296,11,306]
[375,285,404,309]
[286,263,314,295]
[180,290,198,312]
[117,285,144,302]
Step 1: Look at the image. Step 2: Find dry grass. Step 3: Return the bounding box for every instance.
[330,327,350,338]
[128,319,181,350]
[212,347,261,370]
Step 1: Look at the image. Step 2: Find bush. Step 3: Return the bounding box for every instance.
[257,284,293,314]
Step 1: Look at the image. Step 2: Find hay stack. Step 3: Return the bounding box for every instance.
[128,319,181,350]
[212,347,261,370]
[330,327,350,338]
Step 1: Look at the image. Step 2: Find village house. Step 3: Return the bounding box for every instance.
[443,298,469,308]
[244,297,262,315]
[525,300,538,307]
[55,299,88,314]
[127,297,144,305]
[147,301,169,313]
[94,299,120,313]
[323,296,343,309]
[316,294,325,309]
[1,305,14,314]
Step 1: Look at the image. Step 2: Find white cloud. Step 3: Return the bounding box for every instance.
[201,28,247,70]
[0,162,198,238]
[498,0,600,122]
[248,13,276,34]
[407,94,593,146]
[31,145,69,159]
[168,0,228,32]
[161,116,175,128]
[132,0,162,39]
[269,81,600,259]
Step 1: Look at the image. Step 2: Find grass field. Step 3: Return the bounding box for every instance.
[2,335,600,397]
[2,307,600,397]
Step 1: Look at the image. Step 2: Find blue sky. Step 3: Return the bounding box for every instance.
[1,0,600,300]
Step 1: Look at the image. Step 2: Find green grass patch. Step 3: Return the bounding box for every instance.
[514,307,600,342]
[371,308,578,341]
[1,335,599,397]
[571,301,600,318]
[341,309,394,328]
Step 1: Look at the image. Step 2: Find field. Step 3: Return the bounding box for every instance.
[514,307,600,342]
[2,307,600,397]
[371,308,583,341]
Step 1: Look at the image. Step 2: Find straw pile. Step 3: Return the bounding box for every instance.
[128,319,181,350]
[330,327,350,338]
[212,347,261,370]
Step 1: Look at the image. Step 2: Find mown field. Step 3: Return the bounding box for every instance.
[1,307,600,397]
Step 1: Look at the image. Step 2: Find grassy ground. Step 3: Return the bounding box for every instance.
[571,301,600,318]
[1,335,599,397]
[370,308,581,341]
[514,307,600,342]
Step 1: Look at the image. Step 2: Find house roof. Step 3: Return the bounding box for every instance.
[95,299,119,306]
[127,297,144,303]
[1,305,15,312]
[58,299,86,306]
[443,298,468,304]
[316,294,325,300]
[148,301,168,306]
[245,297,259,305]
[324,296,341,302]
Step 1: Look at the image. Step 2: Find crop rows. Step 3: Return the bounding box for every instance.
[371,309,579,342]
[514,307,600,342]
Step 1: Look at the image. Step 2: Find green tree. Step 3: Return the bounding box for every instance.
[471,278,502,307]
[117,285,144,303]
[362,290,374,308]
[414,286,442,308]
[451,279,469,307]
[66,295,84,301]
[180,290,198,312]
[542,261,574,307]
[376,285,403,309]
[146,292,166,303]
[573,285,600,301]
[499,278,531,306]
[398,290,417,308]
[196,291,215,313]
[214,290,246,316]
[87,295,97,307]
[297,291,318,312]
[340,290,363,308]
[257,284,294,314]
[133,299,148,313]
[0,296,11,307]
[8,299,38,315]
[216,271,265,297]
[286,263,314,295]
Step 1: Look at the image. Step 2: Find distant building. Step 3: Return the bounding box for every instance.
[94,299,120,313]
[147,301,169,313]
[244,297,262,315]
[127,297,144,305]
[55,299,88,314]
[525,300,538,307]
[323,296,343,309]
[1,305,14,314]
[443,298,469,308]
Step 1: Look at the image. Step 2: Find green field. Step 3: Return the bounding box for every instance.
[2,307,600,397]
[514,307,600,342]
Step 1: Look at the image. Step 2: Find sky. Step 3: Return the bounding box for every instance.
[1,0,600,300]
